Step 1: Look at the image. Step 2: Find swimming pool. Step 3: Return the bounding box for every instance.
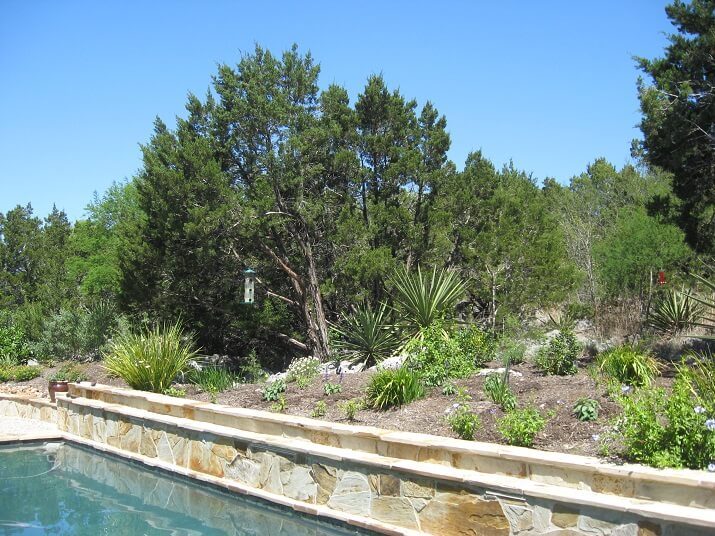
[0,442,372,535]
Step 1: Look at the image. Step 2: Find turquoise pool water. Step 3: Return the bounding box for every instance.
[0,442,371,535]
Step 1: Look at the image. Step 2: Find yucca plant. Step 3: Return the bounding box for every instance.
[390,265,466,341]
[684,273,715,338]
[331,303,401,367]
[648,288,703,336]
[103,321,199,393]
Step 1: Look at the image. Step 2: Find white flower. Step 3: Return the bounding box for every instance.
[453,403,460,408]
[706,419,715,432]
[591,434,600,442]
[621,385,631,394]
[694,406,706,414]
[708,463,715,473]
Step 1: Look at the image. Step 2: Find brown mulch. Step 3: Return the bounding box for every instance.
[0,359,676,458]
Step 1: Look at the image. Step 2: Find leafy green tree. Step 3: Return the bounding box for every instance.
[636,0,715,253]
[0,204,43,308]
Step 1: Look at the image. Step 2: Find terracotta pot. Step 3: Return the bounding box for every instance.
[48,380,69,403]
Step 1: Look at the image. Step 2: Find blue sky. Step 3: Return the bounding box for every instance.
[0,0,672,222]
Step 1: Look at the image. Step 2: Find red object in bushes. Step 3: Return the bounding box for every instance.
[658,271,666,285]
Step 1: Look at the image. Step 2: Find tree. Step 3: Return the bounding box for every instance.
[0,204,42,308]
[636,0,715,253]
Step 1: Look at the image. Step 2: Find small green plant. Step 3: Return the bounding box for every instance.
[323,382,342,395]
[0,364,41,382]
[311,400,328,418]
[261,378,286,402]
[597,345,661,387]
[103,321,198,393]
[497,406,547,447]
[483,363,517,411]
[190,366,238,393]
[163,386,186,398]
[365,366,425,409]
[573,397,600,422]
[534,330,580,375]
[236,350,267,383]
[48,363,88,382]
[0,324,29,366]
[271,394,287,413]
[499,339,526,366]
[445,390,481,440]
[339,398,362,421]
[286,356,321,385]
[441,382,457,396]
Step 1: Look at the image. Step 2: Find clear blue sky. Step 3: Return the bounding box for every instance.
[0,0,672,222]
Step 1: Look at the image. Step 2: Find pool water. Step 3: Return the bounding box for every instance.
[0,442,371,535]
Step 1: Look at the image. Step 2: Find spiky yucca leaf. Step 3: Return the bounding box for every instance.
[684,274,715,337]
[331,303,401,367]
[648,288,703,336]
[390,266,466,340]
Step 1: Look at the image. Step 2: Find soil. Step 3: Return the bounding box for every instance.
[1,357,677,459]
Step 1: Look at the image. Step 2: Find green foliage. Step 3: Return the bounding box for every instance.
[103,322,198,393]
[648,288,703,336]
[323,382,342,396]
[261,379,286,402]
[0,365,41,383]
[636,0,715,252]
[163,386,186,398]
[190,366,238,394]
[608,374,715,469]
[573,398,600,422]
[48,363,88,382]
[339,398,362,421]
[685,273,715,338]
[454,325,495,367]
[497,407,547,447]
[235,350,268,383]
[365,367,425,409]
[446,393,482,441]
[390,266,466,339]
[679,351,715,413]
[405,323,475,387]
[535,330,580,375]
[331,303,400,367]
[597,345,660,387]
[483,367,517,411]
[285,356,321,385]
[441,382,457,396]
[270,394,287,413]
[0,324,29,366]
[311,400,327,418]
[498,338,526,366]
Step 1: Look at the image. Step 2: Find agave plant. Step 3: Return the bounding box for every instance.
[331,303,401,367]
[390,265,466,341]
[684,273,715,338]
[648,287,703,336]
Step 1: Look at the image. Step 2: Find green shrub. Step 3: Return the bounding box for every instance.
[163,386,186,398]
[48,363,88,382]
[573,397,600,422]
[236,350,267,383]
[323,382,342,395]
[406,323,475,387]
[607,374,715,469]
[483,367,517,411]
[0,365,41,383]
[331,303,401,367]
[311,400,328,418]
[0,324,29,366]
[441,382,457,396]
[680,351,715,413]
[190,366,238,394]
[271,394,287,413]
[339,398,362,421]
[454,325,495,367]
[535,330,580,375]
[445,391,481,440]
[597,345,660,387]
[499,339,526,366]
[497,407,547,447]
[103,322,198,393]
[365,367,425,409]
[285,356,321,385]
[261,378,286,402]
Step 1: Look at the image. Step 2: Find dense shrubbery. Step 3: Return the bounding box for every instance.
[285,356,321,387]
[103,322,198,394]
[497,407,547,447]
[0,324,29,366]
[48,363,88,382]
[0,365,41,382]
[454,325,496,367]
[405,323,476,387]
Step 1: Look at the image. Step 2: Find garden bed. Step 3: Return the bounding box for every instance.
[0,358,675,459]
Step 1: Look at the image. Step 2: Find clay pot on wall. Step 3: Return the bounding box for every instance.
[48,380,69,403]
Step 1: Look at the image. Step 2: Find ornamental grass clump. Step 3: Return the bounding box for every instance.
[365,366,424,409]
[103,322,198,394]
[597,345,661,387]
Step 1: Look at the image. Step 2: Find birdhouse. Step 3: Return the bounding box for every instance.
[244,268,256,304]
